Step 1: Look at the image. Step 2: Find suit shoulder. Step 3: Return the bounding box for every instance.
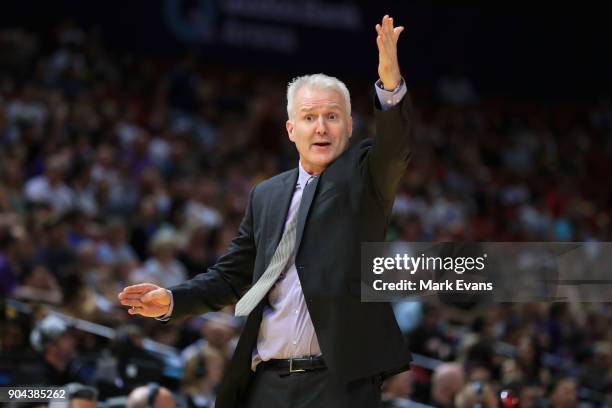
[354,138,374,163]
[356,138,374,151]
[339,138,374,159]
[252,168,295,196]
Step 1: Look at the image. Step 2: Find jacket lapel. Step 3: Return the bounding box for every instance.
[295,174,320,254]
[257,169,298,281]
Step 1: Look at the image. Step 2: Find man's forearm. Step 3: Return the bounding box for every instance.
[159,188,258,321]
[168,269,246,319]
[367,86,413,202]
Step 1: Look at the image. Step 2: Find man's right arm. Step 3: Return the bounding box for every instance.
[165,187,258,321]
[364,15,411,204]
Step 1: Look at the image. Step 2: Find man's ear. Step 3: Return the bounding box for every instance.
[286,119,295,142]
[348,116,353,139]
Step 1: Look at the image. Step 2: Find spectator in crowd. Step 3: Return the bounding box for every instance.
[48,382,98,408]
[431,363,465,408]
[548,377,578,408]
[12,263,63,304]
[17,314,88,386]
[181,347,225,408]
[35,215,77,281]
[111,325,165,390]
[409,303,453,362]
[132,228,187,288]
[129,196,165,261]
[23,154,74,213]
[127,383,176,408]
[96,218,138,266]
[181,312,239,362]
[454,381,498,408]
[0,313,29,353]
[381,369,432,408]
[177,224,215,280]
[517,383,545,408]
[514,335,546,384]
[184,177,223,230]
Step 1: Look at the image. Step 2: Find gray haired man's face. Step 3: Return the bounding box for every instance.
[286,86,352,175]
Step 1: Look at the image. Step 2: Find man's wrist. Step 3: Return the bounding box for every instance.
[379,70,402,91]
[377,78,403,93]
[375,77,407,111]
[382,80,400,91]
[155,289,174,321]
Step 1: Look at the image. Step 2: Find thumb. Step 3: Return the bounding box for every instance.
[394,26,404,40]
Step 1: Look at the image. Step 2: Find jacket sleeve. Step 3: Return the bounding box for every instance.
[167,187,257,320]
[364,92,413,204]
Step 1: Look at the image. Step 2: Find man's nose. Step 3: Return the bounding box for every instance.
[315,116,327,135]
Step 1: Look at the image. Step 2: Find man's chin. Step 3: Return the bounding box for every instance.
[312,158,334,171]
[301,152,340,172]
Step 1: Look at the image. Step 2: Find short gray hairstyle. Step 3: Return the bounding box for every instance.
[286,73,351,120]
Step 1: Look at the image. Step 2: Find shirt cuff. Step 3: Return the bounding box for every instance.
[375,77,407,111]
[154,289,174,322]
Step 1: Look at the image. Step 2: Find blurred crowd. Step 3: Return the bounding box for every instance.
[1,21,612,407]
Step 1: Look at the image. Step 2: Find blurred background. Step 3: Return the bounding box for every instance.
[1,1,611,407]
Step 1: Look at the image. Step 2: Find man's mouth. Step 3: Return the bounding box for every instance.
[312,142,331,148]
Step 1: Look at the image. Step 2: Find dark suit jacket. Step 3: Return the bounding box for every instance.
[169,93,414,407]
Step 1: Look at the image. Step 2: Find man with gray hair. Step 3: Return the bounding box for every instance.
[120,14,413,407]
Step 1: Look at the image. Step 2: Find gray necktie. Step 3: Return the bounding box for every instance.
[235,177,315,316]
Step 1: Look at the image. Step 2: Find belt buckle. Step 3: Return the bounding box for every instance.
[289,357,306,374]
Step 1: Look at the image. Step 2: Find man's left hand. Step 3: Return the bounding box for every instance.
[376,15,404,91]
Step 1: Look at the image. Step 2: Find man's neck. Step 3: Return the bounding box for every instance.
[298,161,323,176]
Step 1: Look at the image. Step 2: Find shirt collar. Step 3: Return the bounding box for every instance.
[297,162,314,189]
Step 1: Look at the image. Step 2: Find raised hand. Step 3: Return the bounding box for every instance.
[375,15,404,91]
[117,283,171,318]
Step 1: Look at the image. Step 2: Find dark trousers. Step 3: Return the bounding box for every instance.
[243,367,383,408]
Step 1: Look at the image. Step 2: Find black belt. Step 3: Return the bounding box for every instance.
[258,356,326,374]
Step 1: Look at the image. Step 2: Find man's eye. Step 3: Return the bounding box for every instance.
[305,115,313,121]
[329,113,337,120]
